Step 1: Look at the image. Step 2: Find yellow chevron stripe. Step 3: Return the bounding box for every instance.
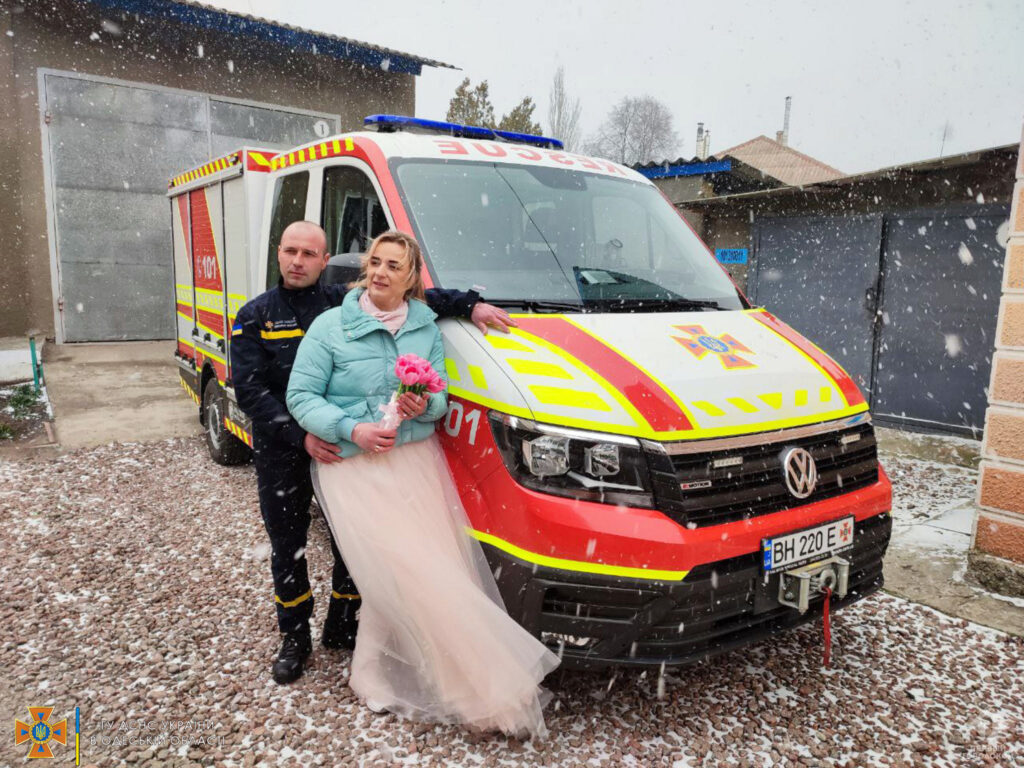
[485,335,532,352]
[727,397,759,413]
[506,358,572,379]
[529,385,611,411]
[467,365,488,389]
[693,400,726,417]
[444,358,461,382]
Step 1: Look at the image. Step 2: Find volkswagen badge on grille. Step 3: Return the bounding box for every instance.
[781,447,818,499]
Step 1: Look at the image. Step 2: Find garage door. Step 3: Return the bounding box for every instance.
[41,71,339,341]
[751,214,883,398]
[872,208,1008,434]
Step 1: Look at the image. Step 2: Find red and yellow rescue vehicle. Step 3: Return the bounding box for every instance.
[170,115,891,669]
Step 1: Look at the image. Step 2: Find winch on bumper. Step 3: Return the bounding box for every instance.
[484,512,891,671]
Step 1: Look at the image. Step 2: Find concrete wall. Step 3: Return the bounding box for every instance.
[651,175,706,204]
[0,1,416,339]
[970,124,1024,596]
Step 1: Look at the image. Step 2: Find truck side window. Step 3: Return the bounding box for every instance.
[322,166,388,256]
[266,171,310,288]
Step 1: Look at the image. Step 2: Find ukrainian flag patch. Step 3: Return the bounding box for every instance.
[231,323,243,336]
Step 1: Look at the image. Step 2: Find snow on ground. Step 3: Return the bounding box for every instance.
[1,438,1022,768]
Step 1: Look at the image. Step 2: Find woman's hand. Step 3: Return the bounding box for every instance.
[352,423,398,454]
[397,392,428,420]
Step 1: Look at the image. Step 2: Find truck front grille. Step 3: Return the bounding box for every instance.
[647,420,879,528]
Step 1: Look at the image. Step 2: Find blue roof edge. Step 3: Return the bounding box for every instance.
[84,0,430,75]
[637,159,732,179]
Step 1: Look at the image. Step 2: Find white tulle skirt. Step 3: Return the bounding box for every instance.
[312,435,560,738]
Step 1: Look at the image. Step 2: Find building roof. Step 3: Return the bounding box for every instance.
[634,155,783,184]
[714,135,843,186]
[85,0,457,75]
[681,143,1019,210]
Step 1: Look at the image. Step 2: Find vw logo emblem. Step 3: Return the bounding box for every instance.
[781,447,818,499]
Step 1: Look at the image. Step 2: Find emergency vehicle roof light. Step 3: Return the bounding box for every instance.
[364,114,564,150]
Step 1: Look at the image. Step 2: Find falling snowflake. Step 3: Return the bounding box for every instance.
[957,242,974,265]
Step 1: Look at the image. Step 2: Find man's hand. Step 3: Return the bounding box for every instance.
[304,433,343,464]
[471,302,516,335]
[397,392,428,420]
[351,423,398,454]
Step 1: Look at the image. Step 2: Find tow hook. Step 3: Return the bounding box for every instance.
[777,556,850,613]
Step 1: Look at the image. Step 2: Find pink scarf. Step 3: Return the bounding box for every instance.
[359,291,408,334]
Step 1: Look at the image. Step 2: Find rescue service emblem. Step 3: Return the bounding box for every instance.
[672,325,756,370]
[14,706,68,759]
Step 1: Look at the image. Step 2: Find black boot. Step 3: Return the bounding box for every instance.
[322,597,360,650]
[272,628,312,684]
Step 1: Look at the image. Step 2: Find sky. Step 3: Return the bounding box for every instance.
[208,0,1024,174]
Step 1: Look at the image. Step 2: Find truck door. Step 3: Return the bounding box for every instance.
[263,170,311,290]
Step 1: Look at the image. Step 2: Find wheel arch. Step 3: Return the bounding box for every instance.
[198,363,219,425]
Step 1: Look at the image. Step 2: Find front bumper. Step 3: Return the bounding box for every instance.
[485,511,892,671]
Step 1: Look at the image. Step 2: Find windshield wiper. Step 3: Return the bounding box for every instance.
[489,299,588,313]
[594,297,728,313]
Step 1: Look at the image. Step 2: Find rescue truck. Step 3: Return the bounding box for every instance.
[169,115,892,669]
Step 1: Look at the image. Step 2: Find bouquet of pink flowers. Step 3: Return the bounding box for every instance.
[378,354,446,429]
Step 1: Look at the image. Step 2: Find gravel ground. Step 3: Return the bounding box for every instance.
[882,455,979,529]
[3,438,1023,768]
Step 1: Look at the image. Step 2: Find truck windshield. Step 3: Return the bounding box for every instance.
[392,160,744,311]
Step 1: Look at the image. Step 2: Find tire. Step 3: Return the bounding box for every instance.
[202,377,251,466]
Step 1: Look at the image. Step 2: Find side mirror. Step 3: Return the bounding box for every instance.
[322,252,363,286]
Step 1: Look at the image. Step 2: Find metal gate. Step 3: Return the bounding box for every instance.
[40,71,339,342]
[872,207,1008,434]
[751,214,883,396]
[751,206,1009,435]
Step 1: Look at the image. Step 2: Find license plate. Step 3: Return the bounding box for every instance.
[762,516,854,573]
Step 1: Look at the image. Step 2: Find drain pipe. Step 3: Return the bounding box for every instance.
[29,336,41,392]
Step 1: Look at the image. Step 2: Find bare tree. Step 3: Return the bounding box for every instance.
[547,66,582,151]
[585,96,679,165]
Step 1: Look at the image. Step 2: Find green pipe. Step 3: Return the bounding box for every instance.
[29,336,40,392]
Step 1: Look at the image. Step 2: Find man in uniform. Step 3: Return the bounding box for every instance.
[232,220,513,684]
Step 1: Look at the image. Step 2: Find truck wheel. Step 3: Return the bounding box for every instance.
[202,378,251,466]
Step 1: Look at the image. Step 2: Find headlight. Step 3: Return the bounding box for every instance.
[488,412,654,507]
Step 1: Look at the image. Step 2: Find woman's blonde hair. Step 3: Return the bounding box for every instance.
[351,230,426,301]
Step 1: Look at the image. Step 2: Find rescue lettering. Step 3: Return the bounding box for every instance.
[430,139,627,175]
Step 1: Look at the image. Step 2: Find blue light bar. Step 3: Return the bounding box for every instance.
[364,114,563,149]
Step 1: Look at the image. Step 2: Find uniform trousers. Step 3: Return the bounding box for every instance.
[253,431,358,634]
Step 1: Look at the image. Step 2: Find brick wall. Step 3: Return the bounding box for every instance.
[971,122,1024,595]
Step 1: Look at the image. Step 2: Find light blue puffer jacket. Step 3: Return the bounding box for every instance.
[285,288,448,457]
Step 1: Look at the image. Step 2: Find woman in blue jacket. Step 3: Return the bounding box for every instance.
[286,231,558,737]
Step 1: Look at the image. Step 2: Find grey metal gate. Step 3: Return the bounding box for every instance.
[872,207,1009,434]
[41,71,339,341]
[751,214,883,396]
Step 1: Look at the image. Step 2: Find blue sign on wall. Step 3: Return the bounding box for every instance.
[715,248,748,264]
